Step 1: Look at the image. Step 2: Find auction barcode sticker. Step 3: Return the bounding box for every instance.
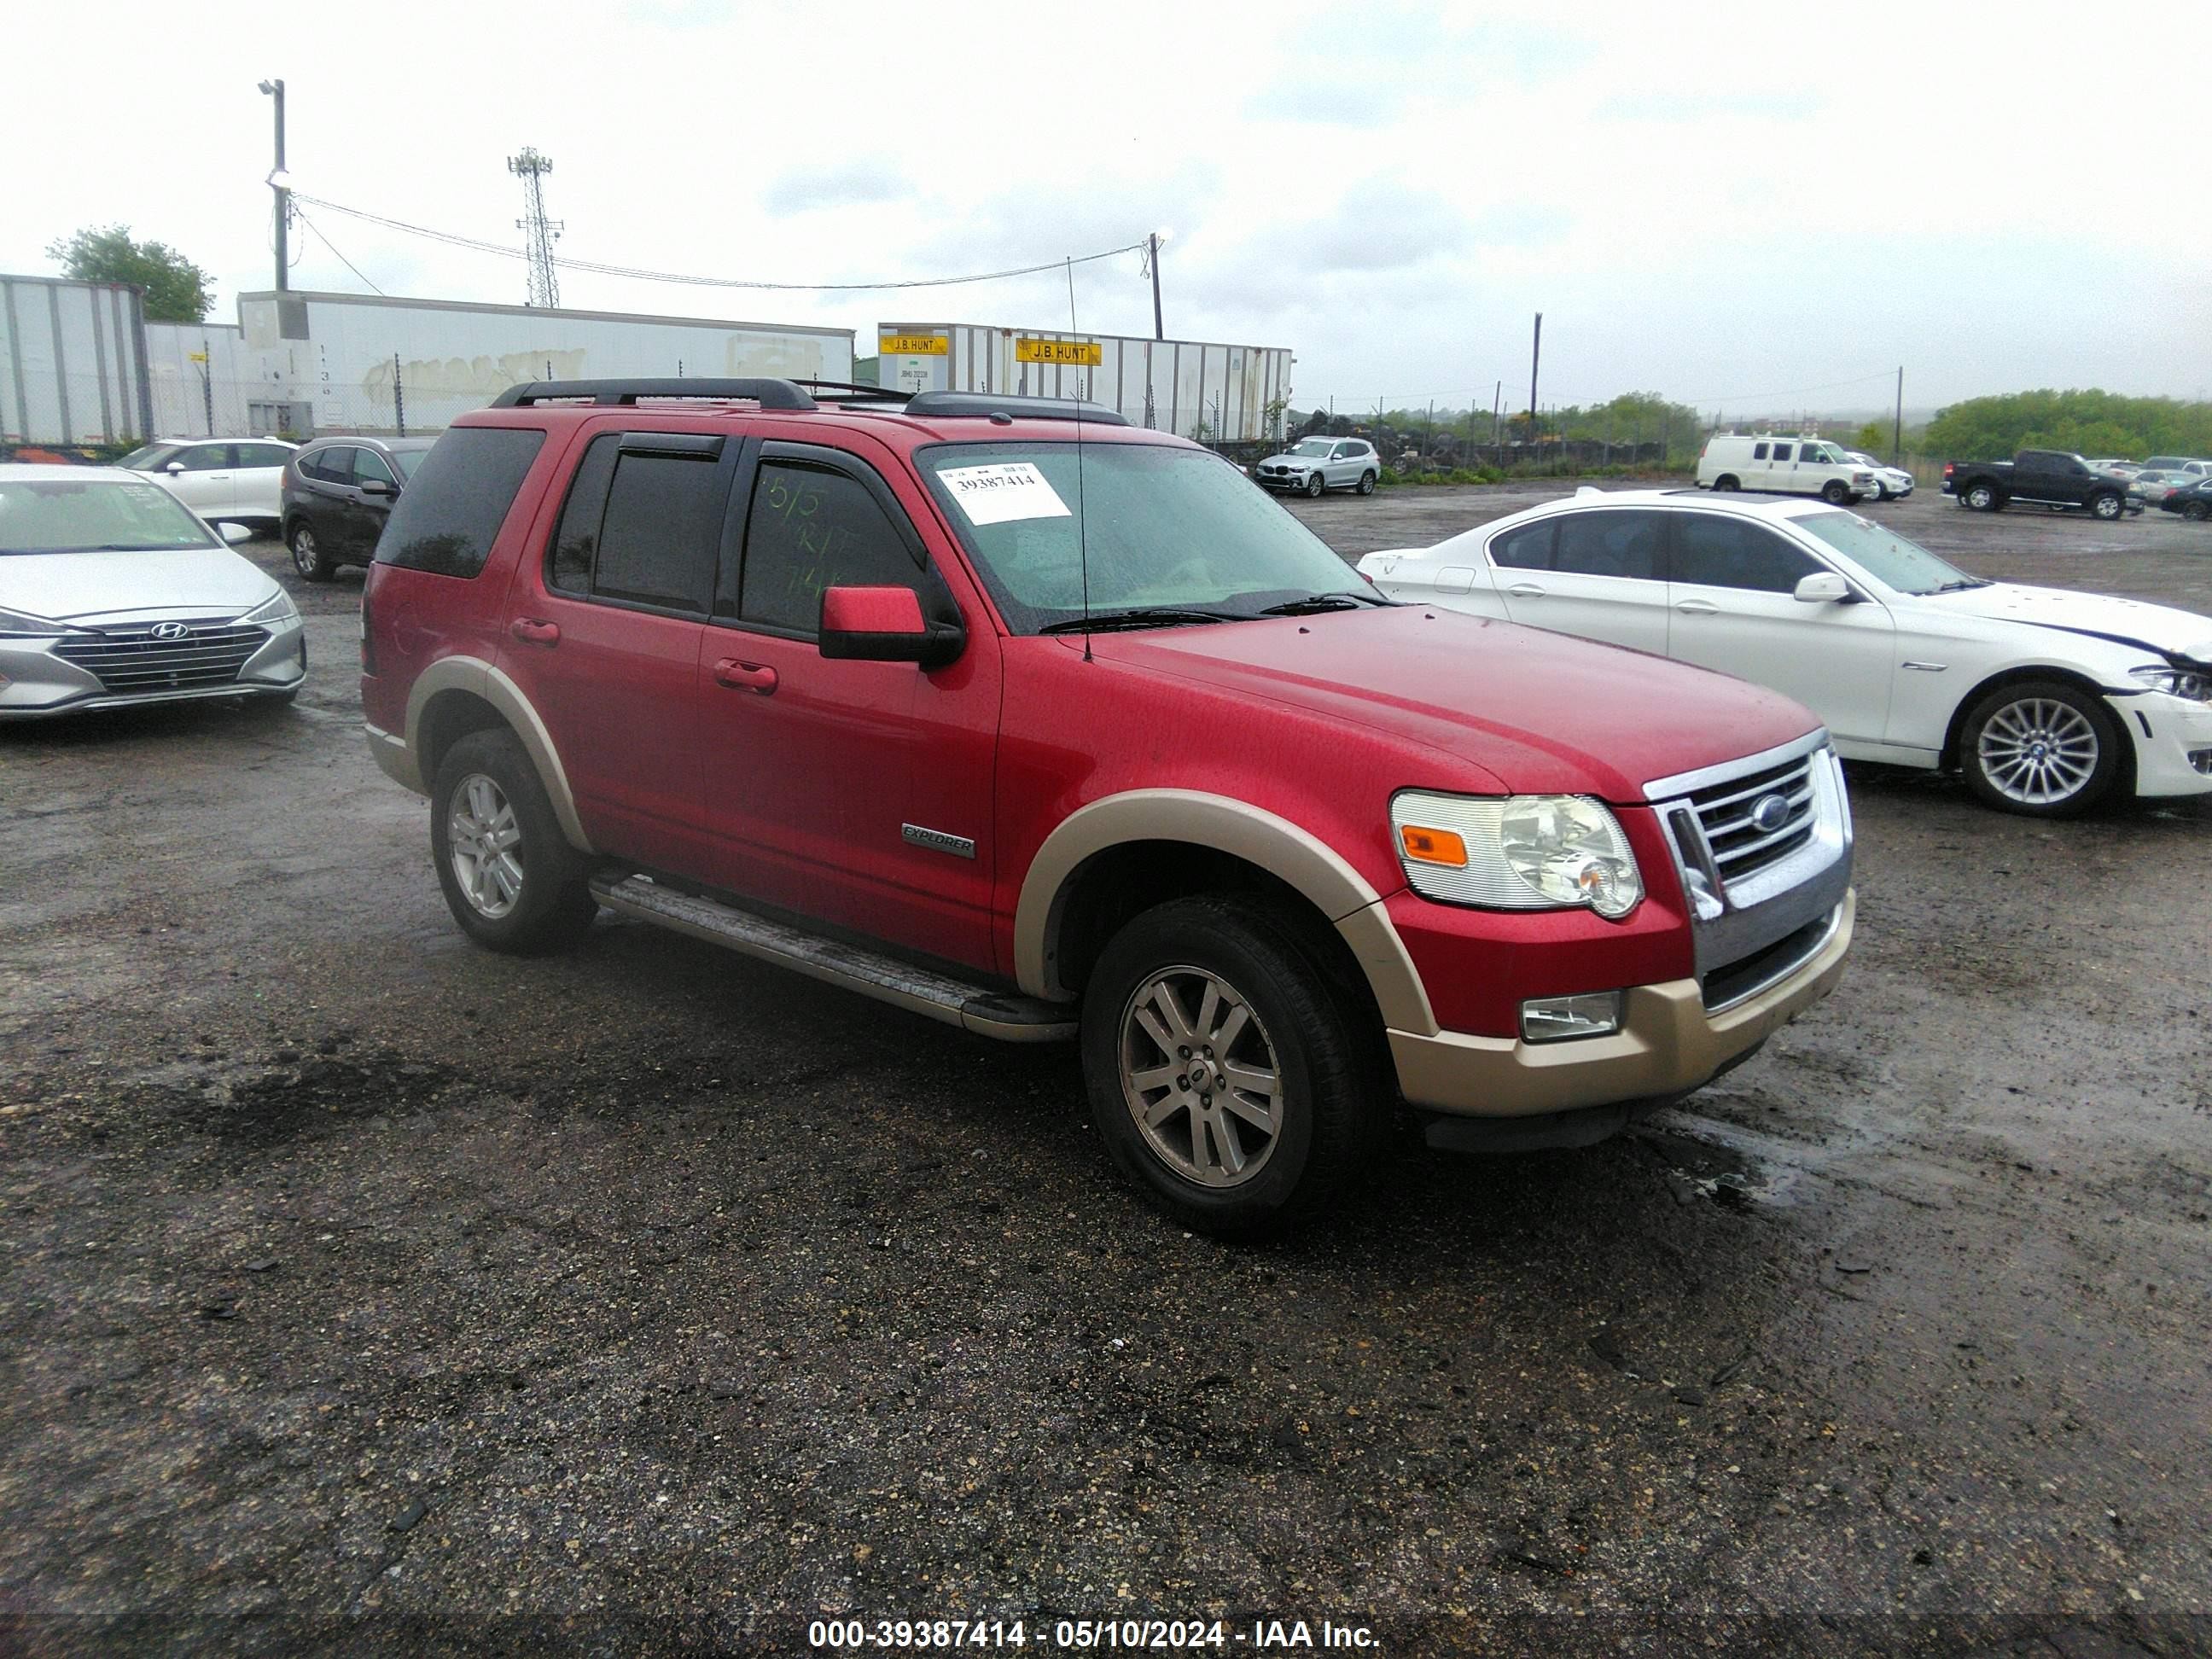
[937,463,1073,527]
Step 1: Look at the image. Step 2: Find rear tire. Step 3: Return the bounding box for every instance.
[1080,896,1382,1239]
[1959,679,2122,818]
[288,520,334,582]
[1963,483,1999,511]
[429,730,598,953]
[1357,471,1377,496]
[1713,474,1740,492]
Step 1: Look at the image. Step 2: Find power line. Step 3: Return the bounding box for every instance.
[287,190,1150,294]
[291,207,384,295]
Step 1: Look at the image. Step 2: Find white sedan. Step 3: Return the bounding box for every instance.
[1357,487,2212,817]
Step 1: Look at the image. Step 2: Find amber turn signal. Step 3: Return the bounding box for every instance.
[1399,824,1468,867]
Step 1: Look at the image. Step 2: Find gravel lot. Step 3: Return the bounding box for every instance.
[3,481,2208,1654]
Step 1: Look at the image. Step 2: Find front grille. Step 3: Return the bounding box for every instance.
[53,621,269,694]
[1684,754,1817,888]
[1703,907,1838,1011]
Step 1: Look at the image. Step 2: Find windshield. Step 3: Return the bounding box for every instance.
[0,477,219,556]
[115,444,179,472]
[394,448,430,480]
[1794,509,1978,595]
[920,441,1371,633]
[1288,439,1334,457]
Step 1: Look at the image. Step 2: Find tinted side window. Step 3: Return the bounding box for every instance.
[590,450,726,613]
[178,444,235,471]
[735,460,924,633]
[1671,515,1821,593]
[1752,443,1769,461]
[306,446,354,483]
[1488,521,1554,570]
[238,443,290,468]
[548,434,620,595]
[1771,443,1794,463]
[352,449,399,487]
[375,427,547,579]
[1552,511,1665,581]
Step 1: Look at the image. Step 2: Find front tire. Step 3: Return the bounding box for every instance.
[1822,480,1852,505]
[429,729,598,952]
[2184,500,2209,521]
[288,521,334,582]
[1080,897,1381,1239]
[1960,679,2122,818]
[2089,491,2123,521]
[1357,471,1377,496]
[1304,473,1325,498]
[1713,474,1740,492]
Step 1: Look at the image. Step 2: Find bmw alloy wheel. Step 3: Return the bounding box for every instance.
[1118,965,1283,1189]
[445,773,525,919]
[1976,697,2100,807]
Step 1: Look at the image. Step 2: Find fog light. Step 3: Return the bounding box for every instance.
[1521,992,1622,1044]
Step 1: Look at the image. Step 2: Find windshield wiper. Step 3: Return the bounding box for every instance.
[1039,608,1245,635]
[1254,591,1392,615]
[1928,578,1993,593]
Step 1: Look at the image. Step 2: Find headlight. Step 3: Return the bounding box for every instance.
[1391,790,1644,919]
[0,607,67,637]
[2130,665,2212,701]
[238,589,299,626]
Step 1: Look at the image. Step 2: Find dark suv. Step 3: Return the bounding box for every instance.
[282,436,436,580]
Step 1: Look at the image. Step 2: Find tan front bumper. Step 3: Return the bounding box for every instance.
[1389,888,1854,1118]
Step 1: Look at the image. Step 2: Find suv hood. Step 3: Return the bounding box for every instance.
[1091,606,1821,802]
[1259,451,1324,469]
[1919,582,2212,665]
[0,546,279,623]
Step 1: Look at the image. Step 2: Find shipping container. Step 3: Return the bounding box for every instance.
[236,290,857,436]
[0,274,154,447]
[876,322,1294,444]
[144,321,256,439]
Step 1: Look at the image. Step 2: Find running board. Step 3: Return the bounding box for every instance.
[589,873,1078,1043]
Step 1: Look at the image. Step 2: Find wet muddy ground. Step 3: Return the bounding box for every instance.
[3,483,2208,1654]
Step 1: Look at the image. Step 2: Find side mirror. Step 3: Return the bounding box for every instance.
[165,461,186,474]
[818,585,964,668]
[358,478,395,498]
[218,522,255,544]
[1794,572,1854,604]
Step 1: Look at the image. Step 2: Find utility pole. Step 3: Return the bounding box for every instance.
[1491,379,1502,455]
[199,335,214,435]
[1528,312,1542,449]
[1893,365,1904,464]
[508,148,563,309]
[257,79,288,292]
[1147,232,1165,341]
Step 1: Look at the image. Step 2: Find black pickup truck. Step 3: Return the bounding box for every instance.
[1941,450,2139,520]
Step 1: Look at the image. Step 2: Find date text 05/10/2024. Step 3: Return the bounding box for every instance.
[806,1618,1380,1650]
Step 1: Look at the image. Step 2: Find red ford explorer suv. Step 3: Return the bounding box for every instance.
[362,379,1854,1236]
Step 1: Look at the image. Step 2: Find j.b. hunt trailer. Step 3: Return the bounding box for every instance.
[876,322,1292,444]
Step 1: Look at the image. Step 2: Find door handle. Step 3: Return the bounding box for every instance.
[508,618,561,646]
[1505,582,1545,597]
[714,658,778,694]
[1674,600,1719,615]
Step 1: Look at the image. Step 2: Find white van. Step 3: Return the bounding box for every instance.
[1697,434,1877,504]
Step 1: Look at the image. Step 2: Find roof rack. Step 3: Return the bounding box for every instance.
[490,378,818,410]
[902,391,1130,427]
[791,379,912,404]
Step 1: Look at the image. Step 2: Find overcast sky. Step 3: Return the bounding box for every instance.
[9,0,2208,417]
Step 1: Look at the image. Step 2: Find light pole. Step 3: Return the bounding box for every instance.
[257,79,288,293]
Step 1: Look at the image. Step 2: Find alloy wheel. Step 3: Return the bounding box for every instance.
[445,773,525,918]
[1118,965,1283,1189]
[1977,698,2100,806]
[290,527,317,576]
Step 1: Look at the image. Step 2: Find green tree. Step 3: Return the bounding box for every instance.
[1854,421,1888,451]
[45,225,212,322]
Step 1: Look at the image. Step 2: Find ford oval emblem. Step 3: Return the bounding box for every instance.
[151,621,189,640]
[1749,793,1791,834]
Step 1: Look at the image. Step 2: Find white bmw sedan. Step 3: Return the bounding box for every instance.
[0,465,305,719]
[1357,488,2212,817]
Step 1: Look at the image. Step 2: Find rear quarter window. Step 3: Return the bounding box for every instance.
[375,427,547,578]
